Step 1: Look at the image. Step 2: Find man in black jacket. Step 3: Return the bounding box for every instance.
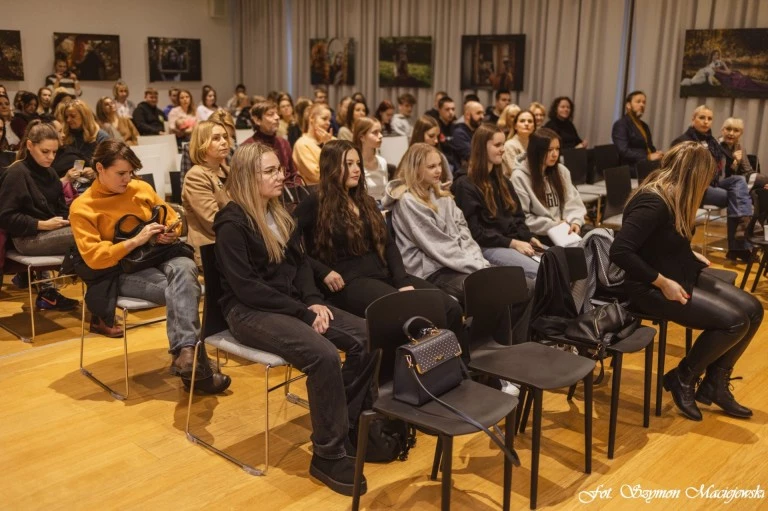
[132,88,166,135]
[611,91,663,171]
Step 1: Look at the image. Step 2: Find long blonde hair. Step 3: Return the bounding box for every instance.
[63,100,100,144]
[395,143,451,212]
[632,141,714,239]
[225,143,294,263]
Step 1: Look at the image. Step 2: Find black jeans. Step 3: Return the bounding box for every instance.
[225,303,367,460]
[627,271,763,374]
[328,274,467,357]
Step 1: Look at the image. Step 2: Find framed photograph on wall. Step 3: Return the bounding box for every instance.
[0,30,24,81]
[148,37,202,82]
[53,32,121,81]
[378,36,433,88]
[310,38,355,85]
[680,29,768,99]
[460,35,525,91]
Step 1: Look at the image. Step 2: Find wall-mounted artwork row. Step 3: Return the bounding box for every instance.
[148,37,202,82]
[0,30,24,81]
[460,34,525,91]
[680,29,768,99]
[310,38,355,85]
[379,37,433,88]
[53,32,121,81]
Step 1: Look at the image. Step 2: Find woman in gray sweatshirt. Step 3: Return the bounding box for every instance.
[382,143,489,302]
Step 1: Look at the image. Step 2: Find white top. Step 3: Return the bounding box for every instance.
[115,99,135,119]
[196,105,216,122]
[365,154,389,202]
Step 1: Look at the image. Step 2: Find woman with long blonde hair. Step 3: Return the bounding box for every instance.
[96,96,139,145]
[62,99,109,191]
[611,142,762,422]
[212,142,370,496]
[352,116,388,203]
[382,143,488,303]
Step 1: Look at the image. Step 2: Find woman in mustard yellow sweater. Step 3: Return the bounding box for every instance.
[69,140,230,394]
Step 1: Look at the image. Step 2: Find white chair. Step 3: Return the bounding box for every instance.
[236,129,253,146]
[130,145,167,198]
[379,135,409,167]
[137,135,178,196]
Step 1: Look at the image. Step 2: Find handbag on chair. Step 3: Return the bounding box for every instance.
[565,301,639,356]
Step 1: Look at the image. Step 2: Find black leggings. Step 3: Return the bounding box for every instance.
[627,271,763,374]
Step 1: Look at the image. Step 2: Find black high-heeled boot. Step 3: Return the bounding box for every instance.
[695,366,752,418]
[663,359,702,421]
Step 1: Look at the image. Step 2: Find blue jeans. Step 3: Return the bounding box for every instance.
[225,303,367,460]
[482,247,540,280]
[703,175,753,250]
[117,256,201,354]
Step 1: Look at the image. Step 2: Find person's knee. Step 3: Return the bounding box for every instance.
[722,308,750,338]
[744,293,764,324]
[314,342,343,371]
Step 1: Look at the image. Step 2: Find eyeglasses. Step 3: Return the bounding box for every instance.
[261,166,286,179]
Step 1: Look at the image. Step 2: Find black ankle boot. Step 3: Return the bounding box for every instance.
[696,366,752,418]
[663,360,702,421]
[309,453,367,496]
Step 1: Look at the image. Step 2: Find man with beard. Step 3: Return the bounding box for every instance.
[243,101,301,186]
[450,100,485,171]
[611,90,663,173]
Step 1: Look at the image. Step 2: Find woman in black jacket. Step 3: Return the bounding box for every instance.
[295,139,465,353]
[0,120,78,310]
[212,142,371,497]
[610,142,762,421]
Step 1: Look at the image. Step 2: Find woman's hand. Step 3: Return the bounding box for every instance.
[323,271,345,292]
[308,304,334,334]
[530,237,546,250]
[38,217,70,231]
[155,229,178,245]
[124,222,166,251]
[569,223,581,235]
[398,285,415,292]
[80,167,96,180]
[649,151,664,161]
[653,274,689,305]
[733,149,743,164]
[510,239,535,256]
[692,251,711,266]
[61,168,79,184]
[314,126,332,144]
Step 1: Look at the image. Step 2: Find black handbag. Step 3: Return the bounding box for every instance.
[565,301,639,350]
[114,205,194,274]
[393,316,521,467]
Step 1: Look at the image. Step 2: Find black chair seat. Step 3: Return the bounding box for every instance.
[544,326,655,355]
[374,380,518,437]
[470,342,595,391]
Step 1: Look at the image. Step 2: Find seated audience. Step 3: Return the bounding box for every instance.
[335,95,351,137]
[485,89,511,124]
[167,89,197,144]
[132,88,165,135]
[436,96,458,171]
[391,93,416,139]
[293,103,334,184]
[197,85,219,122]
[209,109,237,153]
[544,96,587,149]
[10,91,38,139]
[0,93,19,150]
[234,93,253,129]
[113,80,135,118]
[277,92,295,140]
[295,140,467,355]
[452,124,544,279]
[45,57,81,98]
[69,140,231,393]
[244,101,300,186]
[528,101,547,129]
[672,105,753,262]
[288,98,312,148]
[450,101,485,171]
[96,97,139,146]
[213,142,370,496]
[225,83,246,113]
[611,91,663,171]
[497,103,521,138]
[163,87,180,118]
[353,117,387,203]
[383,143,489,303]
[374,100,395,136]
[511,128,587,241]
[502,109,535,176]
[425,91,447,120]
[409,115,452,187]
[37,87,54,120]
[63,100,109,192]
[182,121,231,263]
[610,142,762,421]
[0,121,78,310]
[719,117,767,190]
[338,100,367,141]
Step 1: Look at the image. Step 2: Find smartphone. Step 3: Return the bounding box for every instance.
[165,218,182,233]
[73,160,85,172]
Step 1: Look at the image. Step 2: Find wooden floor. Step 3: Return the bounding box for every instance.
[1,239,767,510]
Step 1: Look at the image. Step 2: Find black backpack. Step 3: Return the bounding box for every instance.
[363,418,416,463]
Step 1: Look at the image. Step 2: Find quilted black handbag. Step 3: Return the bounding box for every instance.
[565,301,639,351]
[114,205,194,274]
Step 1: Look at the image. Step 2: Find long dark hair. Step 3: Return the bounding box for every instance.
[314,140,387,263]
[527,127,566,210]
[468,124,517,217]
[548,96,574,121]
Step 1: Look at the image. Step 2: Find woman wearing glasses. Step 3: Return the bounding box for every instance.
[182,120,231,264]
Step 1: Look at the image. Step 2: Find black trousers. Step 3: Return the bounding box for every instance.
[627,271,763,374]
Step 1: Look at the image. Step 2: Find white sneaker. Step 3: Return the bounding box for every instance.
[500,380,520,397]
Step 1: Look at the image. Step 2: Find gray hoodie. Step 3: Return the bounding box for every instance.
[511,155,587,236]
[382,179,489,279]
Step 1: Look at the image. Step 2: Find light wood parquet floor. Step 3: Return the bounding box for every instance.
[1,231,767,510]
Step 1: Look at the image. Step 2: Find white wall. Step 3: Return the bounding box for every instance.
[4,0,236,112]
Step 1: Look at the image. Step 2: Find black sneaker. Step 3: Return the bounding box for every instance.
[35,288,79,311]
[309,453,367,496]
[12,272,29,289]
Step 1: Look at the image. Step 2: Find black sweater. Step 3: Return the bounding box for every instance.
[212,202,325,326]
[451,167,534,248]
[295,192,411,289]
[132,102,165,135]
[609,192,706,294]
[543,117,583,149]
[0,155,68,237]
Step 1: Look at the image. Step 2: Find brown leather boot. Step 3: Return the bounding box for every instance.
[182,372,232,394]
[89,316,124,338]
[696,366,752,418]
[170,346,212,380]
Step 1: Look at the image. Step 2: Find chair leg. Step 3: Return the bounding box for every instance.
[751,251,768,293]
[607,353,622,459]
[530,388,543,510]
[514,386,528,435]
[352,410,377,511]
[655,320,668,417]
[27,265,34,342]
[78,305,129,400]
[264,365,272,473]
[643,341,653,428]
[503,411,515,511]
[440,435,453,511]
[685,328,693,355]
[740,248,758,289]
[520,389,533,434]
[121,307,129,400]
[566,383,577,401]
[584,371,593,473]
[430,437,443,481]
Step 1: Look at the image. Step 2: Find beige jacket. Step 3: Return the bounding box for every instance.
[182,164,230,262]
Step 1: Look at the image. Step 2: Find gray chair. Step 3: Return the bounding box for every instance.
[185,243,307,476]
[600,166,633,229]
